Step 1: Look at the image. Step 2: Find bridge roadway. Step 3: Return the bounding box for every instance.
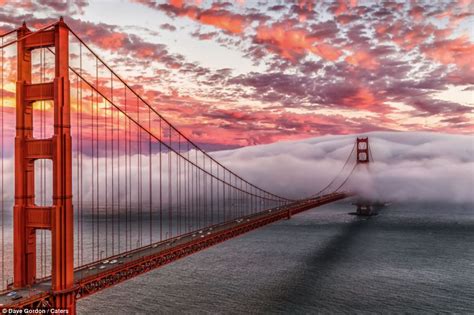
[0,192,348,309]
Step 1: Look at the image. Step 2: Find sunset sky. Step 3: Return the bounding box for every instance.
[0,0,473,148]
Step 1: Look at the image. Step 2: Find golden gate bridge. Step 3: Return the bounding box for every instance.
[0,19,373,313]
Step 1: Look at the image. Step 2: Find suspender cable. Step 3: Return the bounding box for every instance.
[149,106,152,244]
[159,119,162,241]
[186,142,190,233]
[79,70,84,266]
[223,169,226,222]
[168,127,172,238]
[127,91,132,250]
[113,77,117,253]
[117,90,121,254]
[97,87,101,260]
[138,97,142,247]
[177,135,180,235]
[186,143,190,233]
[203,155,206,227]
[75,51,79,267]
[196,150,201,229]
[91,83,95,263]
[193,147,196,231]
[124,87,128,252]
[217,164,219,221]
[210,159,213,225]
[111,72,115,255]
[105,73,109,258]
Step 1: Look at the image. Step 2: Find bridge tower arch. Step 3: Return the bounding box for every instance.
[356,137,370,164]
[14,19,75,312]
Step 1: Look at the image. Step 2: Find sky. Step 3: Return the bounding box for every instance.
[0,0,473,149]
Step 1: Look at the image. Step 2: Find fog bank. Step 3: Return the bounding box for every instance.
[212,132,474,204]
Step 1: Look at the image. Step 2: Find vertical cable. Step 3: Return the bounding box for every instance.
[105,73,109,258]
[149,107,152,244]
[125,89,129,252]
[111,72,114,255]
[91,59,96,262]
[124,87,128,251]
[187,143,190,232]
[197,151,201,228]
[195,150,198,228]
[75,54,80,268]
[185,143,189,233]
[192,148,195,230]
[240,181,243,217]
[177,135,180,236]
[128,95,132,250]
[137,98,142,247]
[216,164,219,223]
[96,86,100,259]
[203,156,206,227]
[79,68,84,266]
[168,127,172,238]
[210,159,213,225]
[117,89,121,254]
[159,119,162,241]
[223,169,226,222]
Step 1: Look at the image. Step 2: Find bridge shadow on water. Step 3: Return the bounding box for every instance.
[259,213,375,314]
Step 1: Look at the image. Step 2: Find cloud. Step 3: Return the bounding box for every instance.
[421,34,474,72]
[138,0,250,34]
[254,22,342,62]
[160,23,177,32]
[1,0,473,149]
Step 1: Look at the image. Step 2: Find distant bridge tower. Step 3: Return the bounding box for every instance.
[356,137,370,164]
[14,19,75,312]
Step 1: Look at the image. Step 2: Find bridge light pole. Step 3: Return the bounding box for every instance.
[14,18,75,312]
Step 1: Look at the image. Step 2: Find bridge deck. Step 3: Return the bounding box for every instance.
[0,192,348,309]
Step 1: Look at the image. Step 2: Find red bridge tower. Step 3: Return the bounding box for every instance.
[14,19,75,312]
[356,137,370,164]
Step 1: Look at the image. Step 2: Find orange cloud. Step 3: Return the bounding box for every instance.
[331,0,357,16]
[158,1,247,34]
[422,34,474,71]
[100,32,128,50]
[345,50,379,70]
[313,44,342,61]
[342,87,378,109]
[256,23,341,62]
[199,10,246,34]
[170,0,183,8]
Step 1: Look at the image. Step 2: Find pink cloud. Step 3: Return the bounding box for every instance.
[255,22,341,62]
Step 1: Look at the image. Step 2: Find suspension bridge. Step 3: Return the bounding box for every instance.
[0,20,374,313]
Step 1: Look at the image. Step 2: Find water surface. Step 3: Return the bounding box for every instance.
[77,201,474,314]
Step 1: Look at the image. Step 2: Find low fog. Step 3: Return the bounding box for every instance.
[212,132,474,204]
[0,131,472,206]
